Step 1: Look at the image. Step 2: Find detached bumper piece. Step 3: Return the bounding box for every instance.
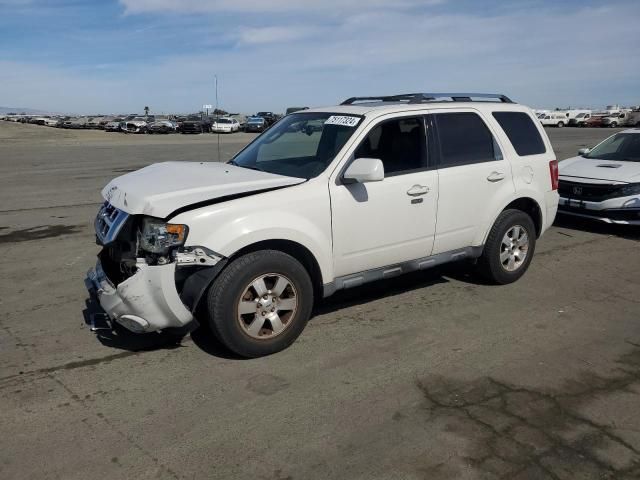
[85,260,194,333]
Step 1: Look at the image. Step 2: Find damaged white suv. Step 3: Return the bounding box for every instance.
[86,93,559,357]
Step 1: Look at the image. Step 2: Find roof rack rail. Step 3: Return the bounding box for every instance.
[340,92,514,105]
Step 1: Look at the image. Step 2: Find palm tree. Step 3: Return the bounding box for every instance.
[144,106,150,116]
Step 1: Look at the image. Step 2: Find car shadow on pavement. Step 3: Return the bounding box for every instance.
[82,296,243,359]
[554,215,640,241]
[313,264,486,318]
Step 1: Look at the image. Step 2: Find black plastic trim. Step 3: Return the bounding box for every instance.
[341,93,514,105]
[322,246,483,297]
[177,259,229,313]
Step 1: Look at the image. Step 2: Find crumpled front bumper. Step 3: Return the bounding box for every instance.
[85,260,194,333]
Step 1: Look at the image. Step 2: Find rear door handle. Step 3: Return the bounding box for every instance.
[407,185,430,196]
[487,171,506,182]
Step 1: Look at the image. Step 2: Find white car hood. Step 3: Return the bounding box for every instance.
[102,162,305,218]
[559,156,640,183]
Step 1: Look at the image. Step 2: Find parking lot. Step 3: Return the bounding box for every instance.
[1,121,639,479]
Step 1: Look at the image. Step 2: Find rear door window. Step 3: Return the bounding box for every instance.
[434,112,500,167]
[492,112,546,156]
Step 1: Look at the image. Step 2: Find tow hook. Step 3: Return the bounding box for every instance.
[89,312,112,331]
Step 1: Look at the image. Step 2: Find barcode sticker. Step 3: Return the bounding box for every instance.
[325,116,361,127]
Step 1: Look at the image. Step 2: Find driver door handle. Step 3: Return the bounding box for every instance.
[407,185,430,196]
[487,171,506,182]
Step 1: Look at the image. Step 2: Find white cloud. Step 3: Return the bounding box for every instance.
[119,0,442,14]
[2,2,639,113]
[237,26,321,45]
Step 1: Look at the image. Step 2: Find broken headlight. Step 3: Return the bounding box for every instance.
[139,217,188,254]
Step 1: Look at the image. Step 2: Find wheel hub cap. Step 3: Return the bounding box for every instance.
[237,273,298,340]
[500,225,529,272]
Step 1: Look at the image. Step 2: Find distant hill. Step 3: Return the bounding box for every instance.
[0,106,55,115]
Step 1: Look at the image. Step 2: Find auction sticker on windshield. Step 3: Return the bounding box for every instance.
[325,116,361,127]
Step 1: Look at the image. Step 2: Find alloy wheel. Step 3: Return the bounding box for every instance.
[236,273,298,340]
[500,225,529,272]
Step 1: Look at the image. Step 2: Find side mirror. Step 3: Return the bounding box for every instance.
[343,158,384,184]
[578,148,591,156]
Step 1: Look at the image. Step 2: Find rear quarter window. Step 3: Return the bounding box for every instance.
[492,112,546,156]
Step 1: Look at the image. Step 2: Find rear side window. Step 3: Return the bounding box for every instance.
[492,112,546,156]
[434,112,499,167]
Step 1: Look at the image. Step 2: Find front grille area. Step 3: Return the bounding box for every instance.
[558,180,626,202]
[95,202,129,245]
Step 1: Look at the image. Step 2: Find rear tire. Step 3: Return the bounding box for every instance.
[205,250,313,358]
[477,209,536,285]
[557,121,564,128]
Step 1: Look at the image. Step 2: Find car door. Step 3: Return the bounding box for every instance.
[329,115,438,277]
[430,109,515,254]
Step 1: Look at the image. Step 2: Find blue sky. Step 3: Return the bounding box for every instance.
[0,0,638,114]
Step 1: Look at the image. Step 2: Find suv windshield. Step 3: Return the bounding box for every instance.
[230,112,361,179]
[585,133,640,162]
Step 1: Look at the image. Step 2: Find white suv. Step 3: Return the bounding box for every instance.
[86,93,559,357]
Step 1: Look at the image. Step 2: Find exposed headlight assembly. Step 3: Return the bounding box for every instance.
[139,217,188,254]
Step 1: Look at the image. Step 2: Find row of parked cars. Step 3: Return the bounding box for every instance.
[1,111,286,134]
[535,107,640,128]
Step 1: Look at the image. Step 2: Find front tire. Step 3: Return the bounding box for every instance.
[206,250,314,358]
[557,121,564,128]
[477,209,536,284]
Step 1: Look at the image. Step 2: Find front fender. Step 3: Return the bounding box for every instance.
[172,183,334,284]
[214,215,333,282]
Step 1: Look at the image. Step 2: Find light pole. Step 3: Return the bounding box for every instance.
[215,74,221,161]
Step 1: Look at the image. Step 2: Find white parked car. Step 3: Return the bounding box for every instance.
[86,92,559,357]
[105,119,124,132]
[122,117,148,133]
[211,117,240,133]
[601,111,634,128]
[539,112,569,128]
[42,117,60,127]
[558,128,640,224]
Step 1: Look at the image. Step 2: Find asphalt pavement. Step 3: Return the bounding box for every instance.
[1,122,639,479]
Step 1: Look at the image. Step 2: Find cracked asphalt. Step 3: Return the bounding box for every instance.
[1,122,639,479]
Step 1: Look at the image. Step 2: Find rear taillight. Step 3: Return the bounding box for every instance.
[549,160,559,190]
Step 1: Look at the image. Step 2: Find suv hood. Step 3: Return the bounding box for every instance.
[102,162,305,218]
[559,156,640,183]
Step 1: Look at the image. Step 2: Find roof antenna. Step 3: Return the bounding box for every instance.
[215,74,221,162]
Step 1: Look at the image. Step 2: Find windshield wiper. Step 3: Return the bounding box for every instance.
[228,160,265,172]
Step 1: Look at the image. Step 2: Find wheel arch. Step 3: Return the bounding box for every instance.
[231,239,324,301]
[181,239,325,314]
[501,197,543,237]
[479,196,544,247]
